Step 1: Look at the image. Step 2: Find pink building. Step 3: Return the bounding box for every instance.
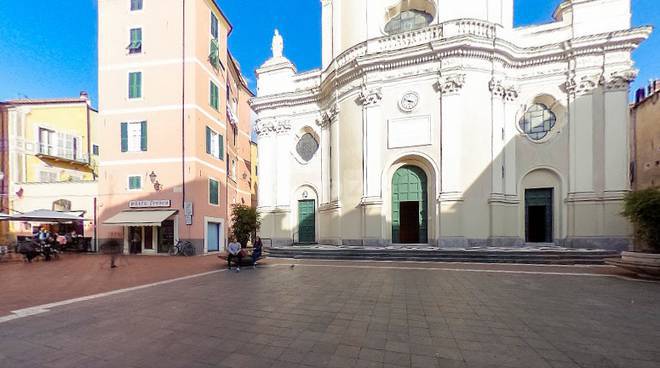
[97,0,253,254]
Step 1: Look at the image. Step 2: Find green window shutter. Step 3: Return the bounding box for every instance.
[129,72,142,99]
[211,13,218,39]
[206,127,212,155]
[129,176,141,190]
[210,82,218,110]
[219,134,224,159]
[135,72,142,98]
[120,123,128,152]
[140,121,147,151]
[209,179,219,205]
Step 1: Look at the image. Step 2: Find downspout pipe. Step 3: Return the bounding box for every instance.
[181,0,187,219]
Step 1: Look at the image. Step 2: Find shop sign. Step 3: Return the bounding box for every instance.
[129,200,171,209]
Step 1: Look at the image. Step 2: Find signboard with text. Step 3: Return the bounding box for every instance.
[129,200,172,209]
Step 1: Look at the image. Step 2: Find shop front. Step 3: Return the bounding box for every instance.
[103,200,178,255]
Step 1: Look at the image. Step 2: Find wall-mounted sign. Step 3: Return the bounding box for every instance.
[184,202,194,216]
[129,200,171,209]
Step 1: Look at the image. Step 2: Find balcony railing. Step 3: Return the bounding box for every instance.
[36,143,89,164]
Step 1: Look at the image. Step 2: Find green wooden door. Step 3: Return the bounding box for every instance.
[392,165,428,244]
[298,200,316,243]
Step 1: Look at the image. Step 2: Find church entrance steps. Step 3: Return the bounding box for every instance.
[267,244,620,265]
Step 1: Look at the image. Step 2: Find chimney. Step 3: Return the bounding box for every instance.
[635,88,646,104]
[79,91,89,100]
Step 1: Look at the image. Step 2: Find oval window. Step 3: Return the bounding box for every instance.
[519,104,557,141]
[296,133,319,162]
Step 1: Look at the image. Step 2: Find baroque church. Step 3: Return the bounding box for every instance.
[251,0,651,249]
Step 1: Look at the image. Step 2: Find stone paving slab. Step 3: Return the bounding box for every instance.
[1,261,659,368]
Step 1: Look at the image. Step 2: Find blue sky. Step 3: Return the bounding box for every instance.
[0,0,657,106]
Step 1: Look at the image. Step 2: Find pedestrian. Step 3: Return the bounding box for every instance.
[227,236,242,272]
[130,230,141,254]
[102,239,122,269]
[251,236,263,269]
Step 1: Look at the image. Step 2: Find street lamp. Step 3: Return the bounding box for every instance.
[149,171,163,192]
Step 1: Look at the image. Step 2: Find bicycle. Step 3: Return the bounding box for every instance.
[169,240,196,257]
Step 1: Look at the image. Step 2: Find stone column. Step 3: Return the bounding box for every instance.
[358,87,384,245]
[359,87,383,200]
[435,74,466,247]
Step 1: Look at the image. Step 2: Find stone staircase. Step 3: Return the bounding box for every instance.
[267,244,620,265]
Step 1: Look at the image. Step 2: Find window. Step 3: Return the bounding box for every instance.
[519,104,557,141]
[231,160,236,180]
[38,128,55,156]
[384,10,433,35]
[209,38,221,70]
[296,133,319,162]
[121,121,147,152]
[128,72,142,99]
[128,175,142,191]
[131,0,143,11]
[209,178,219,205]
[38,128,80,160]
[39,171,58,183]
[128,28,142,54]
[210,81,219,110]
[211,12,218,39]
[206,127,224,160]
[93,145,100,156]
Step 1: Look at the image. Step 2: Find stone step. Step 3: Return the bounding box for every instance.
[267,247,620,265]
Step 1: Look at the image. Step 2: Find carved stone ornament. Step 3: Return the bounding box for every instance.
[316,103,339,129]
[604,69,638,90]
[434,74,466,94]
[358,87,383,107]
[489,79,519,101]
[564,74,603,96]
[255,119,291,137]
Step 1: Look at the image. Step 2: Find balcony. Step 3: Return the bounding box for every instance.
[35,143,90,166]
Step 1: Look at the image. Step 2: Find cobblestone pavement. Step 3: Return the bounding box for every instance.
[1,261,659,368]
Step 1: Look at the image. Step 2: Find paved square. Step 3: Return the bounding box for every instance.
[1,262,659,368]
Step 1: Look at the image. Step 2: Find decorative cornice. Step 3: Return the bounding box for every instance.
[250,25,651,113]
[358,87,383,107]
[604,69,638,90]
[489,78,519,101]
[434,74,466,95]
[564,73,602,96]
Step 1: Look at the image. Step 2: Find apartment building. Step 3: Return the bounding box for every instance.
[631,80,660,190]
[97,0,253,254]
[0,94,98,241]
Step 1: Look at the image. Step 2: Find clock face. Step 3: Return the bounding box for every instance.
[400,92,419,112]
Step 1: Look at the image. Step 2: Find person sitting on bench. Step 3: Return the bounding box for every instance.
[227,237,243,272]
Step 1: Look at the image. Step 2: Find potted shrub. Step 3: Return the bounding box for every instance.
[607,188,660,278]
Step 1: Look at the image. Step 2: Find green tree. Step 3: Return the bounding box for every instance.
[621,188,660,253]
[230,204,260,247]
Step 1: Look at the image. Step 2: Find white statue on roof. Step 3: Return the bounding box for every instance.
[272,29,284,58]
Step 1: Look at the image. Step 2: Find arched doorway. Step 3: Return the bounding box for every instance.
[392,165,428,244]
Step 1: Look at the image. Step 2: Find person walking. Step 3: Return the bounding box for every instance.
[227,237,242,272]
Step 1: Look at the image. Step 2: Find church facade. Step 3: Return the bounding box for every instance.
[251,0,651,249]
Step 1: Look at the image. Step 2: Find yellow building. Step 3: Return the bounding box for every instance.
[0,93,99,243]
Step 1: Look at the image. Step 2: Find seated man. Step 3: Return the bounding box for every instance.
[227,237,242,272]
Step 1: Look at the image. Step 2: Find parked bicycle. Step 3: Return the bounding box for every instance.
[169,240,196,257]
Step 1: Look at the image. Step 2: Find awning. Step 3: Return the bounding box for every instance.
[103,210,177,227]
[5,209,88,223]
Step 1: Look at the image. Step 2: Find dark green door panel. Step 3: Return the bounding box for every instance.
[298,200,316,243]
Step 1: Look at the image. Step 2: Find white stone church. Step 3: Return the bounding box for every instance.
[251,0,651,249]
